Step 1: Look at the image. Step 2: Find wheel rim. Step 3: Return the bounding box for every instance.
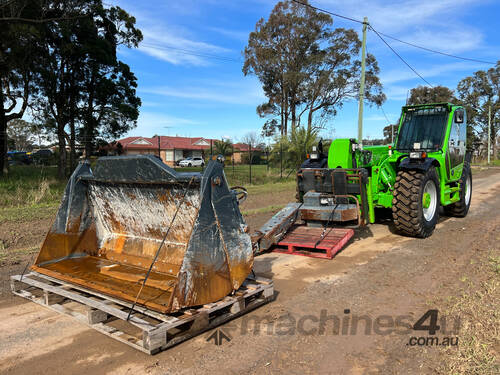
[423,180,437,221]
[465,174,471,206]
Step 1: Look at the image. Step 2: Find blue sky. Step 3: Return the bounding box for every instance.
[110,0,499,142]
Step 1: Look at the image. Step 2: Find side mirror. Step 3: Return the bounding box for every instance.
[454,110,464,124]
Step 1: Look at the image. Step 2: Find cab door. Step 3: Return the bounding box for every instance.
[447,109,466,180]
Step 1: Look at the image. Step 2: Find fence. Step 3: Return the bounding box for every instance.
[173,147,301,186]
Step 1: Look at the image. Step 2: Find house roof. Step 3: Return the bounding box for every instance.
[117,136,216,151]
[117,136,264,152]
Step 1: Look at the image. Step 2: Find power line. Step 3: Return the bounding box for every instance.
[141,42,241,63]
[369,25,433,87]
[376,31,496,65]
[294,0,433,87]
[293,0,496,65]
[291,0,364,24]
[380,106,393,125]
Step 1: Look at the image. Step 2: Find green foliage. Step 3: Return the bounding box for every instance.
[0,165,65,210]
[0,0,47,175]
[241,152,264,165]
[408,85,457,105]
[243,0,385,136]
[457,61,500,157]
[214,139,233,156]
[383,124,398,144]
[4,1,143,179]
[269,127,319,169]
[7,119,36,150]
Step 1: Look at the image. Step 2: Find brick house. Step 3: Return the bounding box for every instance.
[117,136,215,166]
[231,143,264,164]
[115,136,265,166]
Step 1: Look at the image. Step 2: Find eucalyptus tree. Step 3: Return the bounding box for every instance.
[243,0,385,137]
[457,62,500,159]
[35,1,142,177]
[0,0,45,175]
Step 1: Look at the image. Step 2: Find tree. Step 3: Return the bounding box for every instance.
[241,131,263,183]
[243,1,385,137]
[268,127,319,170]
[457,61,500,159]
[383,124,398,144]
[0,1,45,175]
[7,119,35,150]
[261,118,280,138]
[35,1,142,177]
[407,85,457,105]
[241,132,263,162]
[214,138,232,157]
[243,0,332,136]
[299,29,384,133]
[34,0,89,177]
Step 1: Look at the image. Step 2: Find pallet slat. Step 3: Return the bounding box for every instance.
[275,226,354,259]
[10,271,274,354]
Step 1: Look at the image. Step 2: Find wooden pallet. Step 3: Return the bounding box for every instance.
[274,226,354,259]
[11,272,274,354]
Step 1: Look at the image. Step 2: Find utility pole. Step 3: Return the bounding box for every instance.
[357,17,368,146]
[488,105,491,165]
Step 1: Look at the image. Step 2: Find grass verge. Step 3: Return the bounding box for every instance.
[437,251,499,374]
[0,166,65,209]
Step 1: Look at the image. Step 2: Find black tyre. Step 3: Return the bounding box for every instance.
[392,167,440,238]
[188,163,192,167]
[444,163,472,217]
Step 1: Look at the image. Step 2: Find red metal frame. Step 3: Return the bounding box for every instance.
[274,226,354,259]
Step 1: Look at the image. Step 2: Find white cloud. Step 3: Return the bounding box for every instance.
[316,0,484,33]
[138,26,234,66]
[208,26,250,42]
[140,79,265,105]
[380,61,484,85]
[315,0,487,55]
[108,1,234,66]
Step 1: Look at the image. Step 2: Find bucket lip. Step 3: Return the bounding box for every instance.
[79,175,201,185]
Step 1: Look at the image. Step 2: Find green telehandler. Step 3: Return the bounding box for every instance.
[253,103,472,258]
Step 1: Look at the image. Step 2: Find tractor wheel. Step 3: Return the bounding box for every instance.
[392,167,440,238]
[444,163,472,217]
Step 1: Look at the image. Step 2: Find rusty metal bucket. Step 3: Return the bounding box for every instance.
[32,155,253,313]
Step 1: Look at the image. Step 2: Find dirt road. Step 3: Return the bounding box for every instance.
[1,169,499,374]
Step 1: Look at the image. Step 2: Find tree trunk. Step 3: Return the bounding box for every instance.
[280,103,285,137]
[283,95,289,136]
[57,121,67,179]
[84,121,93,159]
[69,77,77,173]
[0,81,8,177]
[69,117,76,173]
[307,107,314,134]
[0,115,7,177]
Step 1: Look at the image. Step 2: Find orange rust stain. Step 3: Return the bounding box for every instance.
[34,223,98,265]
[156,190,173,203]
[174,261,234,309]
[33,256,177,313]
